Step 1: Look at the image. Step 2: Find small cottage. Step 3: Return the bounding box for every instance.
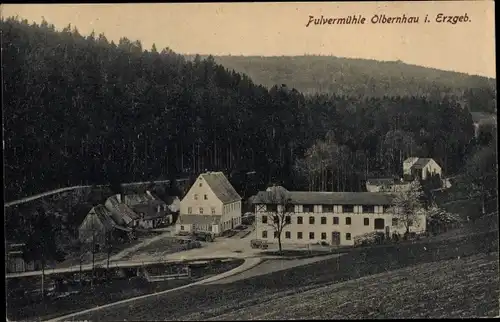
[403,157,442,181]
[131,200,173,229]
[78,205,117,251]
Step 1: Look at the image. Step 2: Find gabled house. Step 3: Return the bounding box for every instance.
[365,178,411,193]
[124,191,176,228]
[403,157,442,181]
[176,171,242,235]
[104,194,140,227]
[78,205,118,251]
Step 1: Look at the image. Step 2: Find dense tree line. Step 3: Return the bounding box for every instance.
[2,17,492,201]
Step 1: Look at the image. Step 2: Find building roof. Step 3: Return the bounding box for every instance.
[105,195,140,220]
[403,157,419,164]
[251,188,396,206]
[6,243,25,252]
[201,172,241,204]
[266,185,289,194]
[92,204,116,230]
[410,158,433,169]
[365,178,396,186]
[131,204,171,220]
[177,214,222,225]
[165,196,181,212]
[470,112,497,124]
[366,177,409,186]
[123,193,156,206]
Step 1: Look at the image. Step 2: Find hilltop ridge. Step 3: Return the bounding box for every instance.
[185,54,496,112]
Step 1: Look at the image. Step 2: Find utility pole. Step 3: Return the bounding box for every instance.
[106,230,112,280]
[79,250,83,289]
[91,222,95,290]
[41,249,45,301]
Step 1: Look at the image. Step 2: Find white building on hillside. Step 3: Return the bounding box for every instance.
[252,187,426,247]
[176,171,242,235]
[403,157,442,180]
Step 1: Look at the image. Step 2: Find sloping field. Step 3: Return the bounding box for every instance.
[72,230,498,321]
[210,254,342,285]
[209,253,499,319]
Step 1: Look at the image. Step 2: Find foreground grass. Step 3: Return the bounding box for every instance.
[210,253,499,319]
[6,259,243,321]
[73,230,499,321]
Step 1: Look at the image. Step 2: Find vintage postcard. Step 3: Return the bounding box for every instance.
[3,1,498,321]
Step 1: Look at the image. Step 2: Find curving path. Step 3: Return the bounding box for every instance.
[5,178,188,208]
[44,254,343,322]
[44,256,263,322]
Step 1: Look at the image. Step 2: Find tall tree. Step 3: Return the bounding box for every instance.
[388,180,426,235]
[259,187,294,253]
[455,142,498,217]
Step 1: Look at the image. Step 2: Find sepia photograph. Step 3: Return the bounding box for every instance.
[2,1,498,321]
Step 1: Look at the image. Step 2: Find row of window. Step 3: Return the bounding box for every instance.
[262,231,352,241]
[188,206,217,215]
[261,215,397,228]
[188,203,240,215]
[262,204,390,213]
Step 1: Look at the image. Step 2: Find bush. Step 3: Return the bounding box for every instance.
[354,232,379,247]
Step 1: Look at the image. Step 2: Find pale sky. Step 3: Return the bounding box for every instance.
[2,1,496,78]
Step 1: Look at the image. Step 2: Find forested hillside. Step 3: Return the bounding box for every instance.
[2,17,490,201]
[187,55,496,112]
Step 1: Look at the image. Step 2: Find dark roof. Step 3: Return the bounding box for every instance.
[92,205,116,230]
[165,196,180,212]
[123,193,156,206]
[201,172,241,204]
[164,195,181,205]
[266,185,289,194]
[251,188,396,205]
[131,204,171,220]
[404,157,419,164]
[6,243,25,251]
[366,178,396,185]
[106,195,140,220]
[470,112,497,124]
[410,158,433,169]
[177,214,222,225]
